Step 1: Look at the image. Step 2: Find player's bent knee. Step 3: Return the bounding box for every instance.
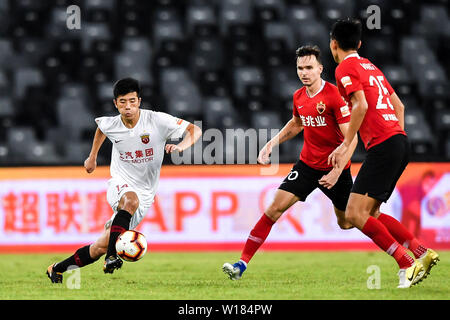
[118,192,140,214]
[90,243,107,259]
[344,205,360,225]
[265,205,285,222]
[338,220,354,230]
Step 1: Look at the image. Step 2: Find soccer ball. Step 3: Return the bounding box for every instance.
[115,230,147,262]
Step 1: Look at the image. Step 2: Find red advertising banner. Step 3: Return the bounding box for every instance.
[0,163,449,252]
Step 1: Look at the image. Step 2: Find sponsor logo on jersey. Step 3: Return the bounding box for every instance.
[316,101,326,114]
[140,133,150,144]
[340,76,352,88]
[340,105,350,117]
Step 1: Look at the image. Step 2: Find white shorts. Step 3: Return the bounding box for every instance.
[105,177,150,230]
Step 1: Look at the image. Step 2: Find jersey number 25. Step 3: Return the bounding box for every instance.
[369,75,394,110]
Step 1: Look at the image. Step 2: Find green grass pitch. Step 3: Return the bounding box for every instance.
[0,251,448,300]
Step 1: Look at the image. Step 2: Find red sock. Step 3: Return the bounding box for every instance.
[392,245,415,269]
[362,216,413,269]
[240,214,275,264]
[378,213,427,258]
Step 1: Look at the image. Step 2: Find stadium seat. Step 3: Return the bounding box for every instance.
[28,142,62,164]
[251,111,282,131]
[46,7,75,39]
[186,5,217,35]
[419,5,449,35]
[0,39,15,69]
[190,37,225,75]
[269,66,300,100]
[160,68,191,97]
[264,22,296,51]
[13,68,45,99]
[0,97,13,118]
[405,108,435,156]
[0,143,10,165]
[80,23,112,52]
[317,0,355,27]
[446,138,450,159]
[7,126,39,158]
[233,67,265,99]
[60,83,90,106]
[0,70,9,96]
[434,109,450,131]
[84,0,116,11]
[294,20,329,55]
[151,20,184,52]
[114,52,153,86]
[203,97,241,129]
[218,0,253,36]
[63,141,92,164]
[287,5,317,29]
[280,135,302,162]
[166,82,202,117]
[121,37,152,58]
[56,98,96,140]
[197,70,231,97]
[361,35,396,66]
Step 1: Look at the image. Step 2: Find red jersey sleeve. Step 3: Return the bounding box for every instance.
[328,84,351,124]
[384,76,395,95]
[292,89,301,117]
[336,63,363,97]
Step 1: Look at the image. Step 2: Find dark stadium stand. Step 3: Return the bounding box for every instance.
[0,0,449,165]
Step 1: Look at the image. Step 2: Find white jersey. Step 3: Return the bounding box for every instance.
[95,109,189,207]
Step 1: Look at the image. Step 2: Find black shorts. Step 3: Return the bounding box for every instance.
[278,160,353,211]
[352,134,409,202]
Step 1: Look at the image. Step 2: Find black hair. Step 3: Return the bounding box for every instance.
[330,18,362,51]
[113,77,141,99]
[295,45,322,64]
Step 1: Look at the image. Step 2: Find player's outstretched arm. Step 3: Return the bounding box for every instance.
[84,127,106,173]
[389,92,405,131]
[328,90,367,168]
[165,122,202,153]
[257,116,303,164]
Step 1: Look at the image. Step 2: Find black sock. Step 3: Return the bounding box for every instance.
[53,245,98,273]
[106,209,132,258]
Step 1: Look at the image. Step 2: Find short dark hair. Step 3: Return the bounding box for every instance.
[113,77,141,99]
[330,18,362,51]
[295,45,322,64]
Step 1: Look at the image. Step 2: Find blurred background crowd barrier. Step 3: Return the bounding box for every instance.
[0,0,449,166]
[1,163,449,252]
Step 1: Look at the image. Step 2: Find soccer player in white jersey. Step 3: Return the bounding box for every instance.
[47,78,202,282]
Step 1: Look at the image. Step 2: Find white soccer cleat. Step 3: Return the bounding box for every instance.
[397,260,425,288]
[222,261,246,280]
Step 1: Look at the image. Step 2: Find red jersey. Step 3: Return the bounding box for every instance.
[335,53,406,150]
[293,80,351,171]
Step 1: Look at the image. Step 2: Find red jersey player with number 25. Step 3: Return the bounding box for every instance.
[328,18,439,288]
[223,45,358,281]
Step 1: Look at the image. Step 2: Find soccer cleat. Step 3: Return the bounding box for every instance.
[46,263,63,284]
[222,261,247,280]
[397,260,425,288]
[103,255,123,274]
[416,249,439,282]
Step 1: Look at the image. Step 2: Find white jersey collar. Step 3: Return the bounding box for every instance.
[343,52,360,61]
[306,79,326,98]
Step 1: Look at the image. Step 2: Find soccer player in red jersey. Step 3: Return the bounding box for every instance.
[328,18,439,288]
[223,45,358,280]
